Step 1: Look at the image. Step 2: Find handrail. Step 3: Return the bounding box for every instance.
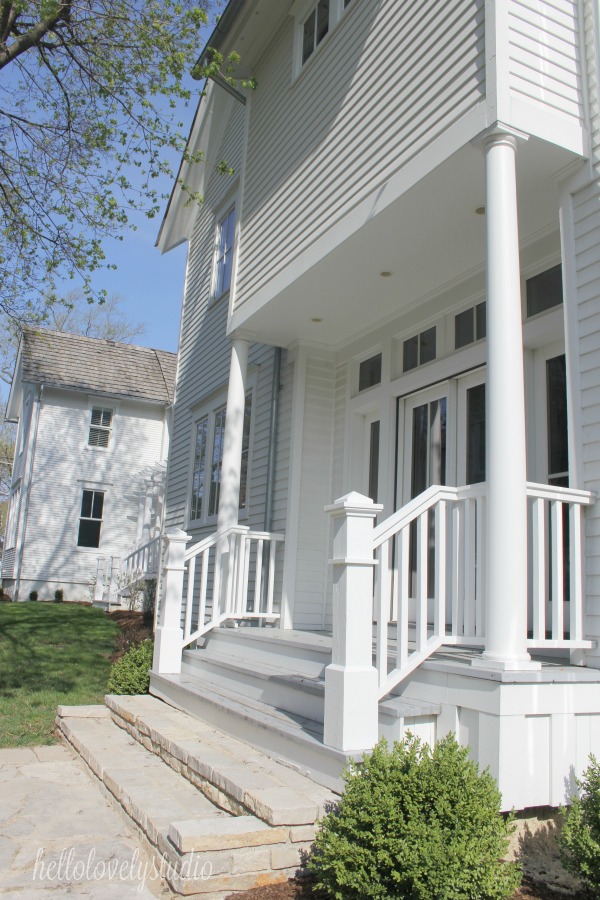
[526,482,595,504]
[184,524,285,562]
[373,483,485,549]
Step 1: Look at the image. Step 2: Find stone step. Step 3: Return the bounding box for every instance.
[150,670,356,792]
[56,704,321,897]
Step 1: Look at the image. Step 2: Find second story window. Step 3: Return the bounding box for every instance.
[302,0,330,64]
[88,408,112,448]
[214,207,235,298]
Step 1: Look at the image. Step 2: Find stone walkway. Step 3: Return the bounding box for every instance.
[0,744,177,898]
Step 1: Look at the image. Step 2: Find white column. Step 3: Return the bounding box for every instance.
[153,528,190,675]
[323,492,382,751]
[474,131,539,671]
[217,339,249,533]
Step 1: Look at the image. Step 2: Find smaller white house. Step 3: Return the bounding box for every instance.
[2,329,176,603]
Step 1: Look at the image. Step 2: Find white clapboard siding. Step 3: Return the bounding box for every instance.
[508,0,584,131]
[293,356,335,630]
[271,352,293,537]
[235,0,486,310]
[163,99,285,547]
[15,389,167,596]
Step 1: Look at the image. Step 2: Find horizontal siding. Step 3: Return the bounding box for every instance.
[235,0,485,309]
[571,166,600,661]
[583,0,600,161]
[294,356,335,630]
[508,0,584,122]
[17,390,166,599]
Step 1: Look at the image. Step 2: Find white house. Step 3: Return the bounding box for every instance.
[152,0,600,812]
[3,329,176,603]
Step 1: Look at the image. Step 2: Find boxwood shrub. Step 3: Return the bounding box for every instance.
[560,754,600,896]
[107,639,153,695]
[308,735,521,900]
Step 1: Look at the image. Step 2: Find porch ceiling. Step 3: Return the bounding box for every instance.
[233,136,579,350]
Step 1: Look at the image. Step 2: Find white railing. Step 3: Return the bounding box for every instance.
[526,483,594,648]
[181,526,285,648]
[121,536,161,586]
[371,481,594,699]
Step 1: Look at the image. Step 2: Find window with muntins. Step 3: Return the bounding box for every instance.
[214,208,235,298]
[455,302,486,350]
[302,0,330,64]
[190,392,253,523]
[77,489,104,548]
[88,408,112,448]
[403,327,436,372]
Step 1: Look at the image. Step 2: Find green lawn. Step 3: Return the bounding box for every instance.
[0,602,119,747]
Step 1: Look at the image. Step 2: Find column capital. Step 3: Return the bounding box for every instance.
[471,123,529,152]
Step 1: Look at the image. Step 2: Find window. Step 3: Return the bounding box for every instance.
[88,408,112,448]
[5,487,21,549]
[403,327,436,372]
[526,264,563,318]
[455,302,486,350]
[302,0,330,64]
[77,490,104,548]
[190,392,253,522]
[359,354,382,392]
[214,207,235,298]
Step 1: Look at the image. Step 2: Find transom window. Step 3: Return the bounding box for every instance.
[214,207,235,298]
[190,392,252,523]
[359,353,382,392]
[77,489,104,548]
[455,302,486,350]
[526,264,563,318]
[403,327,436,373]
[88,408,112,448]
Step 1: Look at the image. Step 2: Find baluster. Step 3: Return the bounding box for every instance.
[377,540,390,685]
[475,495,486,638]
[570,503,583,642]
[416,512,428,651]
[226,532,237,616]
[199,548,209,631]
[241,535,251,614]
[255,539,264,615]
[212,539,222,622]
[464,498,475,637]
[184,556,195,640]
[399,527,409,670]
[532,497,546,641]
[434,500,446,640]
[551,500,564,640]
[451,503,462,637]
[267,540,276,615]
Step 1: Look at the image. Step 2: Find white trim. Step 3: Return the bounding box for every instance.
[281,346,307,628]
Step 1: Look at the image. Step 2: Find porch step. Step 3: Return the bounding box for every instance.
[150,670,356,792]
[56,702,330,897]
[199,627,332,677]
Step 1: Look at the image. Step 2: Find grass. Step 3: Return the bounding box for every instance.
[0,602,119,747]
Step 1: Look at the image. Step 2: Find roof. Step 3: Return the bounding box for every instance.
[18,329,177,405]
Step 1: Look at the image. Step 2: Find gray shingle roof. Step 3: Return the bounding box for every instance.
[20,329,177,404]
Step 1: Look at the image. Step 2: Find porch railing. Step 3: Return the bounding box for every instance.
[372,481,594,698]
[180,525,285,648]
[121,536,161,586]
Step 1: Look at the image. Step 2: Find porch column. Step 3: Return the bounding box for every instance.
[141,489,153,545]
[475,131,539,671]
[217,338,249,532]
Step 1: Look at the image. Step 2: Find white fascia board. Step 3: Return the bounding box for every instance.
[156,82,217,254]
[5,339,24,422]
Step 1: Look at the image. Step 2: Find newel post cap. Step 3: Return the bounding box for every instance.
[325,491,384,517]
[164,528,191,543]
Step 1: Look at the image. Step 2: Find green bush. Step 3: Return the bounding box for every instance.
[54,589,64,603]
[308,735,521,900]
[107,639,153,695]
[28,590,38,602]
[560,754,600,896]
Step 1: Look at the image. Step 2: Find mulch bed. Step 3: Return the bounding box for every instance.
[107,609,152,661]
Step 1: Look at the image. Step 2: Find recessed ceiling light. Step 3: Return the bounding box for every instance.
[380,271,392,277]
[475,206,486,215]
[311,317,323,323]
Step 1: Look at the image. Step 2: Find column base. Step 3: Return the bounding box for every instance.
[471,652,541,672]
[323,664,379,752]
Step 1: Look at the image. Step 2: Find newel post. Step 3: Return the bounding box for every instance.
[323,492,383,752]
[153,528,191,675]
